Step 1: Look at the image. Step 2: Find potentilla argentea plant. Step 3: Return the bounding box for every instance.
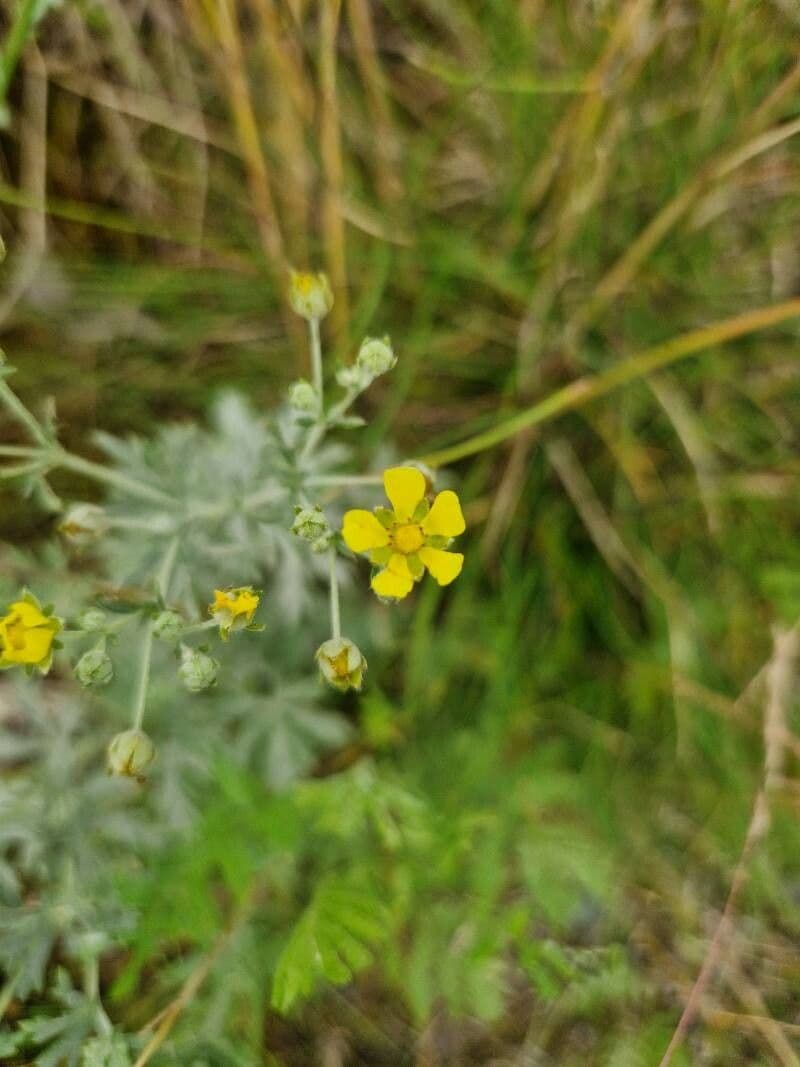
[0,272,466,779]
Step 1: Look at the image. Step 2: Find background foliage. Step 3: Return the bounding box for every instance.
[1,0,800,1063]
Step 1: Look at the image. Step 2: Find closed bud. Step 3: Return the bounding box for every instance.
[315,637,367,692]
[75,644,113,688]
[288,270,333,321]
[58,504,110,546]
[178,645,219,693]
[152,610,184,643]
[288,378,320,414]
[356,336,396,379]
[335,364,367,391]
[291,505,333,553]
[77,608,108,633]
[107,729,155,780]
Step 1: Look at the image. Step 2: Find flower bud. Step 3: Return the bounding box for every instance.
[356,336,396,378]
[315,637,367,692]
[58,504,110,546]
[152,610,184,643]
[288,379,320,415]
[107,729,155,780]
[178,645,219,693]
[291,505,333,553]
[77,608,108,633]
[75,645,113,688]
[288,270,333,321]
[335,364,367,391]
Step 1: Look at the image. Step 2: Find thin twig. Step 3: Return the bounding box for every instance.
[658,626,798,1066]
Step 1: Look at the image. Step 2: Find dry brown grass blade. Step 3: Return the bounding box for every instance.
[319,0,349,340]
[251,0,312,264]
[573,67,800,339]
[210,0,288,274]
[346,0,402,207]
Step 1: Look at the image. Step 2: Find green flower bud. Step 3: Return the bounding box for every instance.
[291,505,333,553]
[75,645,113,688]
[178,645,219,693]
[77,608,108,633]
[107,729,155,780]
[288,270,333,321]
[356,336,396,378]
[315,637,367,692]
[58,503,110,546]
[288,378,320,414]
[152,610,184,643]
[335,364,367,391]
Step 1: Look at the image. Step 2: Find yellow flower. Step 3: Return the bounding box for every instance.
[288,270,334,321]
[0,593,63,674]
[209,586,261,640]
[342,466,466,601]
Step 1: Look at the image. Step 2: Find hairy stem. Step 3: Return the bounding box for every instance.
[328,546,341,640]
[131,538,179,732]
[0,377,49,446]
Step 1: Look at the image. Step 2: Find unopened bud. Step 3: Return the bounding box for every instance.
[291,506,333,553]
[59,504,110,546]
[77,608,108,633]
[357,336,396,378]
[335,364,366,391]
[288,270,333,321]
[178,645,219,693]
[288,378,320,415]
[75,645,113,688]
[107,729,155,780]
[315,637,367,692]
[152,610,184,643]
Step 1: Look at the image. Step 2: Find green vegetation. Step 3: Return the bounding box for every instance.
[1,0,800,1063]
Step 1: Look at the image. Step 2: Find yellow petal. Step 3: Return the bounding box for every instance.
[422,490,466,538]
[342,510,391,553]
[418,547,464,587]
[383,467,425,521]
[371,553,415,600]
[0,624,54,666]
[8,600,49,628]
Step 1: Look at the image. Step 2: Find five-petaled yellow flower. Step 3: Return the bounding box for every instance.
[342,466,465,601]
[0,593,63,674]
[209,587,261,640]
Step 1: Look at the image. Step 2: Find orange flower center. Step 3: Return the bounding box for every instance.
[393,524,424,555]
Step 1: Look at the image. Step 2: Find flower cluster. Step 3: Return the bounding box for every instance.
[0,268,466,781]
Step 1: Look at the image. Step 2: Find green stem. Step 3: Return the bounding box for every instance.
[309,317,323,399]
[305,473,383,488]
[131,538,179,732]
[418,297,800,468]
[328,547,341,640]
[54,449,173,506]
[0,377,49,446]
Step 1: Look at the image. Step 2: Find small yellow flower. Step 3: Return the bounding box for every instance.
[0,593,62,674]
[342,467,466,601]
[208,586,261,640]
[288,270,334,321]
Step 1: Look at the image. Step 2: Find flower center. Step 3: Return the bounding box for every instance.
[393,524,424,555]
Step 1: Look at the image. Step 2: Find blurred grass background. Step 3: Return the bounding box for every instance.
[2,0,800,1063]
